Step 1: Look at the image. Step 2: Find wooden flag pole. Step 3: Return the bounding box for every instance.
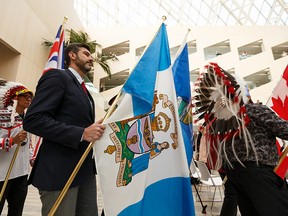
[0,144,21,201]
[48,15,167,215]
[48,141,94,216]
[274,140,288,173]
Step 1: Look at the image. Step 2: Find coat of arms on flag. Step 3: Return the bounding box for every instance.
[104,92,180,187]
[104,94,178,186]
[94,22,195,216]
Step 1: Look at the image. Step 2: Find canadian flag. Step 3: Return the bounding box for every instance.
[266,65,288,179]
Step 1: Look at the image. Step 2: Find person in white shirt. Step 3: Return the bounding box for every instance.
[0,80,33,216]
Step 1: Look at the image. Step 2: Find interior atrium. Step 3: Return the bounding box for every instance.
[70,0,288,108]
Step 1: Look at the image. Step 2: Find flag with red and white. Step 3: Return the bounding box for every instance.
[33,22,66,159]
[43,24,65,74]
[266,65,288,179]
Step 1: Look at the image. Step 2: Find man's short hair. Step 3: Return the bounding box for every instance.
[64,43,91,67]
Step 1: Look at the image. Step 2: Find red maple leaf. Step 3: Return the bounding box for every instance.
[271,96,288,120]
[282,65,288,86]
[271,65,288,179]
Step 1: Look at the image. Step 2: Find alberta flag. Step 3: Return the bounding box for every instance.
[43,24,65,74]
[94,23,195,216]
[267,65,288,179]
[172,39,193,166]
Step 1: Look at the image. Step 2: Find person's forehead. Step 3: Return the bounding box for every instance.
[79,47,91,53]
[20,92,32,97]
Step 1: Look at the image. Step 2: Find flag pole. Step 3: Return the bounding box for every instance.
[104,16,167,121]
[174,28,190,58]
[62,16,68,40]
[48,16,168,215]
[274,144,288,173]
[47,16,71,216]
[0,144,21,201]
[48,142,94,215]
[62,16,68,28]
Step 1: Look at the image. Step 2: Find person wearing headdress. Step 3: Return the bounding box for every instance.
[192,62,288,216]
[0,79,34,216]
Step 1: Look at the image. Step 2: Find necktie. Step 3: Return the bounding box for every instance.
[81,82,88,95]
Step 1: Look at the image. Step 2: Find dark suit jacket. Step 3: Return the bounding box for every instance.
[23,69,95,191]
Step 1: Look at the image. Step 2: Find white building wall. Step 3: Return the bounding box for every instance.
[0,0,84,90]
[91,25,288,104]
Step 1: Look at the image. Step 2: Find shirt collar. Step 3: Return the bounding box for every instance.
[68,67,84,84]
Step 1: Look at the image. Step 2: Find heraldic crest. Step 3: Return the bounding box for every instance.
[104,92,179,187]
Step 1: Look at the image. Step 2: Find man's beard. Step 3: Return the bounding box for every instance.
[75,56,92,74]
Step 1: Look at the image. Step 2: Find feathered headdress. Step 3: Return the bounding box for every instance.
[0,78,33,109]
[192,62,254,169]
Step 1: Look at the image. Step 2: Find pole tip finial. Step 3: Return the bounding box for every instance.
[64,16,68,22]
[162,16,167,21]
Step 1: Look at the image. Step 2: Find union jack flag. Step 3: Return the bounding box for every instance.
[43,24,65,74]
[33,23,66,160]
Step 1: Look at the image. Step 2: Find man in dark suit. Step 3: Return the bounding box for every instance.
[23,43,106,216]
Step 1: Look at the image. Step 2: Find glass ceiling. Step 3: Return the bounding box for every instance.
[74,0,288,28]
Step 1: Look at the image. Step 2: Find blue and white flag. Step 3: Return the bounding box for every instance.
[105,23,170,122]
[172,38,193,166]
[94,23,195,216]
